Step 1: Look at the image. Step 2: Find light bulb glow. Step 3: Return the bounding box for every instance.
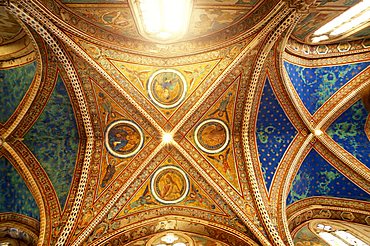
[130,0,193,42]
[173,243,187,246]
[312,0,370,42]
[162,133,173,143]
[161,233,178,243]
[311,35,329,43]
[314,129,323,136]
[330,9,370,36]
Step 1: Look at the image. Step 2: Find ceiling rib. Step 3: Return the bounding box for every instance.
[6,3,95,245]
[71,142,165,246]
[280,134,314,245]
[241,3,306,245]
[2,142,47,246]
[18,0,164,135]
[172,141,271,245]
[319,135,370,184]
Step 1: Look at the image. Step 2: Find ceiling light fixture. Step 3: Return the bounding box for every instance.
[311,0,370,43]
[162,132,173,144]
[161,233,178,243]
[311,35,329,43]
[129,0,193,43]
[173,243,187,246]
[314,129,323,136]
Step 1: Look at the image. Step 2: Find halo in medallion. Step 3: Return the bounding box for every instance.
[147,69,187,109]
[105,120,144,158]
[194,118,230,154]
[150,166,190,204]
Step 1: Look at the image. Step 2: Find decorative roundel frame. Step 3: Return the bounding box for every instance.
[150,165,190,204]
[147,68,187,109]
[194,118,230,154]
[104,120,144,158]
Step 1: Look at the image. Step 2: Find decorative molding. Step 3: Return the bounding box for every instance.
[2,143,47,246]
[172,141,270,245]
[90,215,258,246]
[286,38,370,58]
[287,0,318,13]
[0,212,39,245]
[241,3,312,244]
[287,197,370,233]
[6,3,95,245]
[0,0,9,6]
[318,135,370,184]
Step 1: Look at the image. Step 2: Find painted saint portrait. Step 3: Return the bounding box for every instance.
[151,166,190,204]
[105,120,144,158]
[148,69,187,109]
[194,119,230,154]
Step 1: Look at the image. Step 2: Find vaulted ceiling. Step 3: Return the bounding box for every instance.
[0,0,369,245]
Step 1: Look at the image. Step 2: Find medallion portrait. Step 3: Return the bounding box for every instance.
[194,119,230,154]
[105,120,144,158]
[147,69,187,109]
[151,166,190,204]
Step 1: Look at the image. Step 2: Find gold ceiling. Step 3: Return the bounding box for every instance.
[0,0,369,245]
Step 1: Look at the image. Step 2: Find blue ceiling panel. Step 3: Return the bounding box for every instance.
[256,78,296,191]
[284,61,370,114]
[288,149,370,205]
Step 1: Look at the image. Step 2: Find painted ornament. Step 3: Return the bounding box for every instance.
[151,166,190,204]
[147,69,187,109]
[194,118,230,154]
[105,120,144,158]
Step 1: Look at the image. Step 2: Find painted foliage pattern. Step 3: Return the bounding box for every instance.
[24,76,79,210]
[63,7,138,39]
[288,149,370,205]
[0,62,36,123]
[284,61,370,114]
[256,78,296,191]
[0,157,39,219]
[327,100,370,168]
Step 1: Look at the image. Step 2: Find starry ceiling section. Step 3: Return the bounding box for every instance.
[0,0,370,245]
[327,100,370,169]
[288,148,370,205]
[24,75,79,210]
[284,61,370,115]
[0,157,39,219]
[0,62,36,124]
[256,78,296,191]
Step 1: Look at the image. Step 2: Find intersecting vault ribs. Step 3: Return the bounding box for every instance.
[4,0,369,245]
[25,1,294,244]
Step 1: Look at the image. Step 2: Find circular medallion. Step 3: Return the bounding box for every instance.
[194,119,230,154]
[105,120,144,158]
[151,166,190,204]
[147,69,187,109]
